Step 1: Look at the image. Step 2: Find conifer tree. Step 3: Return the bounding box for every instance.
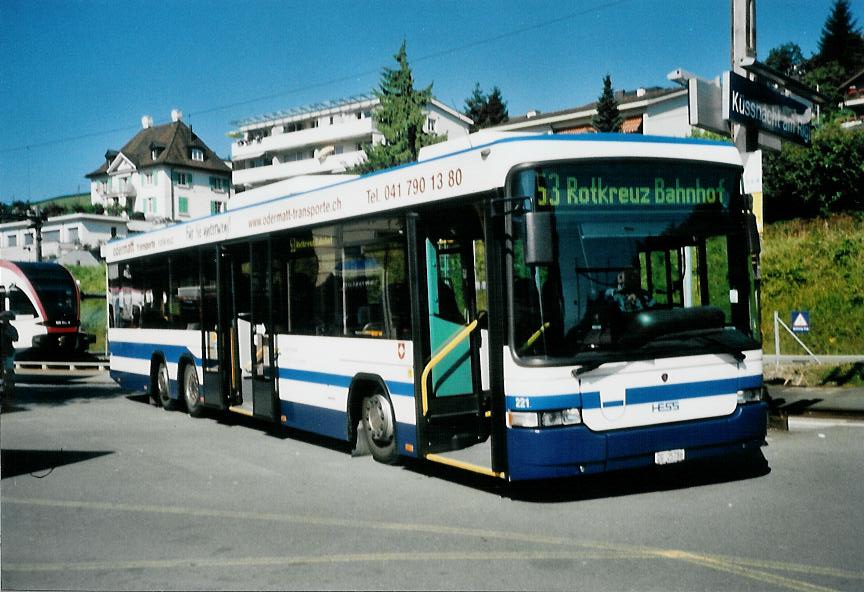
[812,0,864,73]
[464,83,487,132]
[358,41,439,173]
[591,74,623,133]
[484,86,509,128]
[463,84,509,132]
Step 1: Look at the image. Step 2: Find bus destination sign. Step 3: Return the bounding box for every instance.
[534,172,730,211]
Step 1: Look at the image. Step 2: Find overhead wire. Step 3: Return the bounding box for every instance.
[0,0,634,155]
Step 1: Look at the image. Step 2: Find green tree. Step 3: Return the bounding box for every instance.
[357,41,441,173]
[766,42,807,78]
[802,0,864,112]
[464,83,487,132]
[485,86,509,128]
[592,74,623,133]
[463,84,509,132]
[810,0,864,73]
[764,122,864,220]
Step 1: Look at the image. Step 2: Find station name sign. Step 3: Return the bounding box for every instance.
[723,71,811,146]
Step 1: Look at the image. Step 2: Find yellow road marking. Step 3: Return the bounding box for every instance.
[4,496,858,591]
[3,550,649,573]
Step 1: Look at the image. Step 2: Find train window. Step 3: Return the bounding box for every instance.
[9,287,37,317]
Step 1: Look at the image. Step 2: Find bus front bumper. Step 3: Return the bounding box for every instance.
[506,402,768,481]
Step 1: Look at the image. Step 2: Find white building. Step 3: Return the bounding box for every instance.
[230,94,473,192]
[489,87,690,137]
[86,111,232,222]
[0,213,129,263]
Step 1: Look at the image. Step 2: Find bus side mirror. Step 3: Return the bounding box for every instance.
[746,213,761,255]
[524,211,554,266]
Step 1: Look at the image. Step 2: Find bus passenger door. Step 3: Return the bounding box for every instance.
[201,247,228,409]
[418,211,488,453]
[249,240,276,420]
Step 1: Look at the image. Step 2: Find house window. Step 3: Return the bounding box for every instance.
[426,117,436,133]
[6,234,16,247]
[111,227,117,238]
[191,148,204,162]
[309,119,319,129]
[143,172,154,185]
[100,180,108,193]
[209,177,228,192]
[68,227,79,243]
[178,197,189,216]
[173,172,191,186]
[43,230,60,243]
[210,201,224,215]
[24,232,33,245]
[146,197,156,214]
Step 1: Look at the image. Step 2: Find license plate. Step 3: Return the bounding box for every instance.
[654,449,685,465]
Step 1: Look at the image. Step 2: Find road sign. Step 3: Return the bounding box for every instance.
[791,311,810,333]
[723,71,812,146]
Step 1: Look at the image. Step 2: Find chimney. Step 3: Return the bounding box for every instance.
[171,109,183,122]
[141,115,153,129]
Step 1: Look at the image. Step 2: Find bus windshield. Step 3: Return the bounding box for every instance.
[509,160,760,366]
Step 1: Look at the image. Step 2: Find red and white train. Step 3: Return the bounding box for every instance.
[0,260,92,354]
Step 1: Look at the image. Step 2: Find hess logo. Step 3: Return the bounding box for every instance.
[652,401,680,413]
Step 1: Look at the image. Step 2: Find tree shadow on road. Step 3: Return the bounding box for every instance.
[1,448,114,479]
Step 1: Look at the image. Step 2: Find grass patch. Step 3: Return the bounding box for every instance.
[66,263,106,354]
[761,214,864,355]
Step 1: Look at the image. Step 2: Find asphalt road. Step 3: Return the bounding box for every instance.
[2,373,863,591]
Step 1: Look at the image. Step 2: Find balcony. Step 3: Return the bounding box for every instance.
[232,150,366,188]
[232,118,374,161]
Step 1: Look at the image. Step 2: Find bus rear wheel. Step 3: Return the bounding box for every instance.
[154,361,176,410]
[361,391,398,464]
[182,364,204,417]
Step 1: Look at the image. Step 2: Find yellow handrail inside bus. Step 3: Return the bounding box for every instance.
[521,321,550,350]
[420,318,479,416]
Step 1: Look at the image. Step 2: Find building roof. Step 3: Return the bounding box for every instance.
[493,87,684,131]
[231,94,472,131]
[86,120,230,178]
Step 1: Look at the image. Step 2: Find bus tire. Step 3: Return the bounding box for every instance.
[361,390,398,464]
[154,360,176,410]
[182,363,204,418]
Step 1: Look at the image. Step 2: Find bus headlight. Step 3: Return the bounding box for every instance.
[737,388,764,404]
[540,408,582,427]
[507,408,582,428]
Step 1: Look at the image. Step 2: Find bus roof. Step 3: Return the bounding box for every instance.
[103,133,742,264]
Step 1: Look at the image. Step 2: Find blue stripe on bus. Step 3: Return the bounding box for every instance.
[509,375,762,412]
[278,399,418,458]
[110,341,200,365]
[505,393,582,411]
[110,369,150,392]
[626,377,741,406]
[277,367,414,397]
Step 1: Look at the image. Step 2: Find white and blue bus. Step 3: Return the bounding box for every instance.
[104,132,767,481]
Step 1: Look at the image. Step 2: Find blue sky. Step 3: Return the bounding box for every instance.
[1,0,860,204]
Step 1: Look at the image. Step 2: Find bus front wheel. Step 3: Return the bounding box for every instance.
[361,391,398,464]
